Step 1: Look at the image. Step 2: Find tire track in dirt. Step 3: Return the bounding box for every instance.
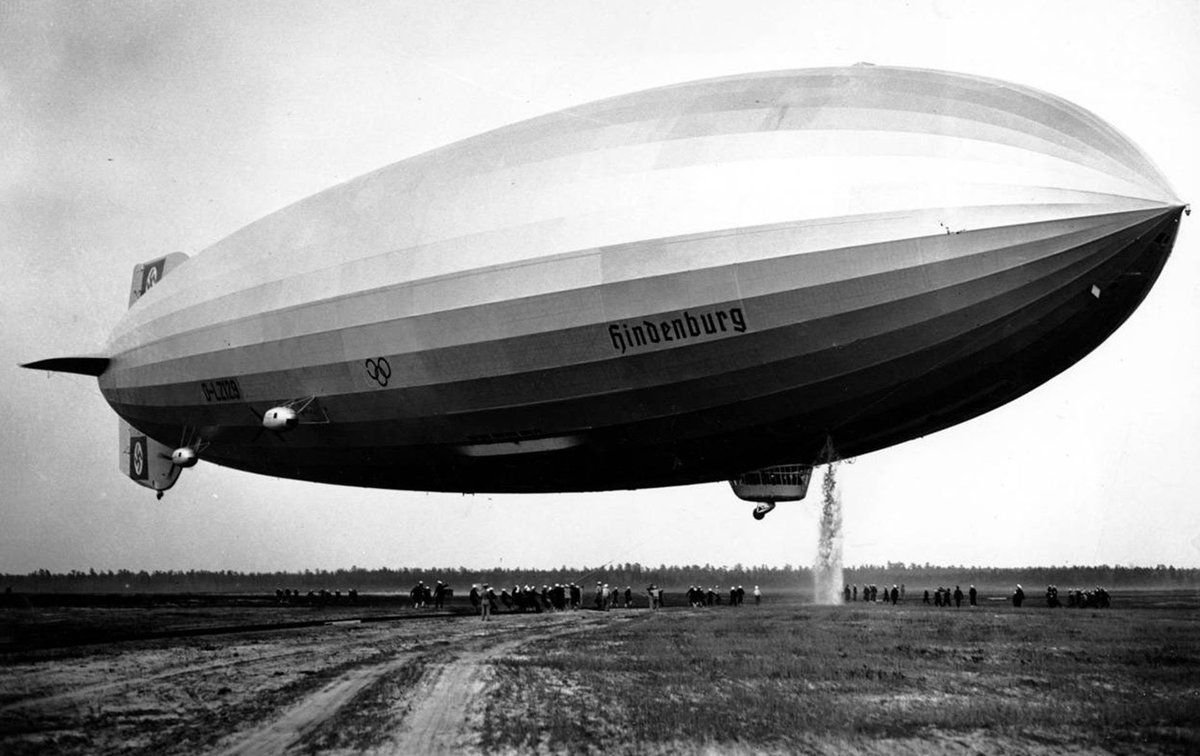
[382,613,616,755]
[381,647,491,755]
[208,613,613,755]
[0,647,308,715]
[215,653,417,756]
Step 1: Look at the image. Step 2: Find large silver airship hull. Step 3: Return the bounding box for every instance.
[78,66,1183,493]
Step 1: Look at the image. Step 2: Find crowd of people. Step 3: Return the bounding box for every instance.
[408,580,451,609]
[925,586,971,607]
[274,587,358,606]
[457,581,768,619]
[271,577,1114,616]
[684,584,762,607]
[1062,586,1111,608]
[466,582,590,620]
[461,581,654,619]
[842,582,1111,609]
[1019,583,1110,608]
[844,584,908,604]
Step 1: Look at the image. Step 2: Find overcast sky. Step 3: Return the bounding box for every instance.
[2,1,1199,574]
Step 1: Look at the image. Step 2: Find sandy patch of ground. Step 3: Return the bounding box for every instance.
[378,614,614,754]
[214,652,418,755]
[1,609,609,754]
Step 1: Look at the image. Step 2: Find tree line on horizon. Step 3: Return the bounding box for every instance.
[4,562,1198,594]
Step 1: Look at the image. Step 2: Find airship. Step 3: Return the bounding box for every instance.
[24,65,1186,518]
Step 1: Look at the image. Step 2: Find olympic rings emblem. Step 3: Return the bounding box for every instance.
[364,357,392,387]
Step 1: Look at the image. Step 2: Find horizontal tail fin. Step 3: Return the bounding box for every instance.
[21,356,110,376]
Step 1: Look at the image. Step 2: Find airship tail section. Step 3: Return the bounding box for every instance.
[127,252,189,308]
[120,419,181,497]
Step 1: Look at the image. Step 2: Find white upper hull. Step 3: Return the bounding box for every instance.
[87,66,1182,492]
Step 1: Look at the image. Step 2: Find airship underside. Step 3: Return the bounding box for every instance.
[28,66,1185,500]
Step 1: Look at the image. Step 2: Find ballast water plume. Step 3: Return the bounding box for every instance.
[812,461,844,605]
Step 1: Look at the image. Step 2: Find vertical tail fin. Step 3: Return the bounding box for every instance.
[128,252,189,308]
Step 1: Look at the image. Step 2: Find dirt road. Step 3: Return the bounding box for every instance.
[0,610,615,755]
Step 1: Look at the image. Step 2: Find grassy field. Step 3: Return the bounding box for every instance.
[1,589,1196,754]
[479,594,1200,754]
